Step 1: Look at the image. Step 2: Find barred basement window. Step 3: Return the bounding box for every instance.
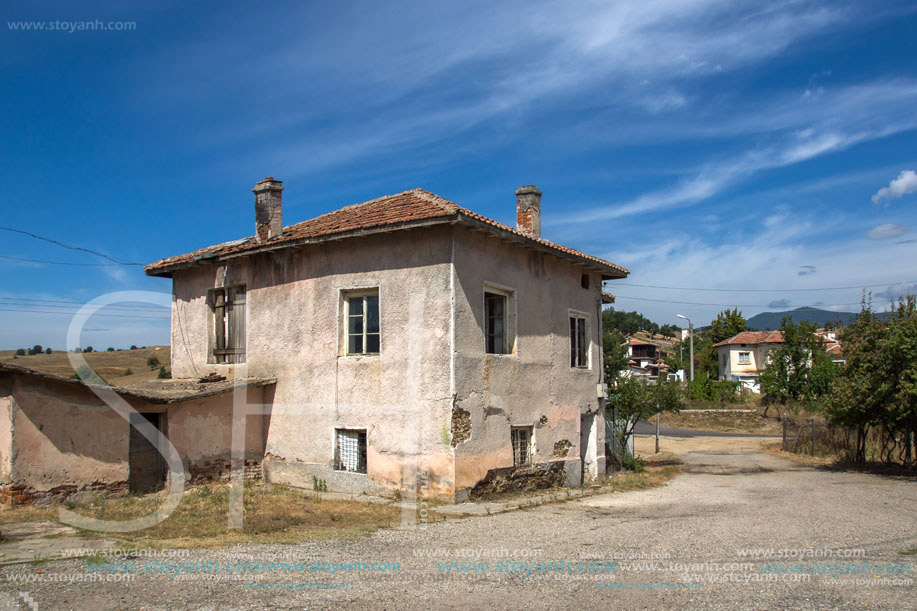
[334,429,367,474]
[511,426,533,467]
[344,290,380,355]
[570,315,587,368]
[210,285,245,364]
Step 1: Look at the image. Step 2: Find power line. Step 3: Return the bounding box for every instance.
[0,226,142,266]
[611,294,867,308]
[0,255,131,267]
[609,281,916,292]
[0,297,167,311]
[0,307,169,320]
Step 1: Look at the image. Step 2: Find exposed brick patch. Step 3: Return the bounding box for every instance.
[469,461,566,499]
[0,481,127,506]
[188,458,262,484]
[553,440,573,457]
[450,406,471,447]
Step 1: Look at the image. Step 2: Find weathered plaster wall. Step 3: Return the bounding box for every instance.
[450,226,606,499]
[0,394,13,482]
[4,375,129,495]
[168,227,455,498]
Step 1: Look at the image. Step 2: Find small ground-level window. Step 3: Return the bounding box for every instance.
[570,315,587,368]
[511,426,533,467]
[335,428,367,473]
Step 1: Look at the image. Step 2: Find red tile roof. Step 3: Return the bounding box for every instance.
[146,188,629,278]
[713,331,785,348]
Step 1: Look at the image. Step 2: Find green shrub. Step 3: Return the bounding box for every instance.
[621,456,645,472]
[15,349,25,356]
[157,366,170,379]
[124,368,133,376]
[147,356,160,369]
[45,347,52,355]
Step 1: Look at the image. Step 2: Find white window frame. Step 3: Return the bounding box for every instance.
[483,283,516,356]
[738,351,751,365]
[568,310,590,370]
[340,288,380,356]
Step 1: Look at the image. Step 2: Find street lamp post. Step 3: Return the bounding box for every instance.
[677,314,694,382]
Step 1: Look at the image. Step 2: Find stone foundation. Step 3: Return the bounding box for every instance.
[469,460,567,499]
[0,481,128,506]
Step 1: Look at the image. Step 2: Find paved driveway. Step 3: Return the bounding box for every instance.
[2,441,915,610]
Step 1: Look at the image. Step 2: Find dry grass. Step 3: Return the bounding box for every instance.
[0,346,171,386]
[658,398,784,435]
[0,482,402,549]
[602,465,681,492]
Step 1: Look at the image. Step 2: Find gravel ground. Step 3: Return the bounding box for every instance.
[2,441,915,610]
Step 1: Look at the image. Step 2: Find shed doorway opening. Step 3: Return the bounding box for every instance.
[129,413,165,493]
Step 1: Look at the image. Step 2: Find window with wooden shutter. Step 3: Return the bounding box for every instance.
[210,285,246,364]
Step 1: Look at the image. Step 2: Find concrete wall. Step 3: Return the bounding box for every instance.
[450,226,605,500]
[168,227,455,498]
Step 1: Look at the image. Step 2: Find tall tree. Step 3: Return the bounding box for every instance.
[697,309,746,379]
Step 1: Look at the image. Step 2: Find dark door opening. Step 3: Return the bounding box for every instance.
[129,412,165,493]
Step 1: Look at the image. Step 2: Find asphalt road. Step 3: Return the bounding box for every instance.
[2,444,915,610]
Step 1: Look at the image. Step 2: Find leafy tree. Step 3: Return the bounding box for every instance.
[28,344,43,356]
[107,347,115,352]
[15,349,26,356]
[45,347,52,355]
[607,377,683,463]
[759,317,833,415]
[84,346,93,353]
[130,345,138,350]
[697,309,746,379]
[602,328,630,388]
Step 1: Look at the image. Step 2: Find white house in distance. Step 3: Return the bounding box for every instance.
[713,331,785,392]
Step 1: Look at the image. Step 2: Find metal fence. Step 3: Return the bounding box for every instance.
[782,414,915,467]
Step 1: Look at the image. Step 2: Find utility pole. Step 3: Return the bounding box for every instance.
[677,314,694,382]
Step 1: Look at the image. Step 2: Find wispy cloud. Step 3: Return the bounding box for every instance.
[867,224,909,240]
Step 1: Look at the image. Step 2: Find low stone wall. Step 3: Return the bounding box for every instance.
[0,480,128,506]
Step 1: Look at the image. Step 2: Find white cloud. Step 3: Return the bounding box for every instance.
[866,224,908,240]
[871,170,917,204]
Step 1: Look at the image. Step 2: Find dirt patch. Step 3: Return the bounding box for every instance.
[635,435,778,457]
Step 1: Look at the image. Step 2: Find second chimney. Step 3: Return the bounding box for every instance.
[515,185,542,237]
[253,177,283,242]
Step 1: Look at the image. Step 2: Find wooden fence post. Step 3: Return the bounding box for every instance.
[782,413,787,451]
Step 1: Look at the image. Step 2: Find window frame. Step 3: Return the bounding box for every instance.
[333,427,368,474]
[341,288,381,357]
[511,426,534,467]
[738,351,751,365]
[568,310,590,370]
[208,285,246,364]
[483,283,516,356]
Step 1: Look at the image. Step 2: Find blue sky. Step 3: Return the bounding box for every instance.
[2,0,917,349]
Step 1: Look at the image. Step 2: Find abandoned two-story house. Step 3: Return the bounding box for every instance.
[0,179,628,504]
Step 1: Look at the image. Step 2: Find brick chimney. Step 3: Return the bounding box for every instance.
[253,177,283,242]
[515,185,542,237]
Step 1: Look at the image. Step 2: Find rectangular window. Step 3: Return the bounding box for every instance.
[344,290,380,355]
[570,315,587,368]
[738,352,751,364]
[485,291,507,354]
[511,427,533,467]
[210,285,245,364]
[334,428,367,474]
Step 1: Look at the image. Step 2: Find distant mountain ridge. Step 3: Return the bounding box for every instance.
[745,307,886,331]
